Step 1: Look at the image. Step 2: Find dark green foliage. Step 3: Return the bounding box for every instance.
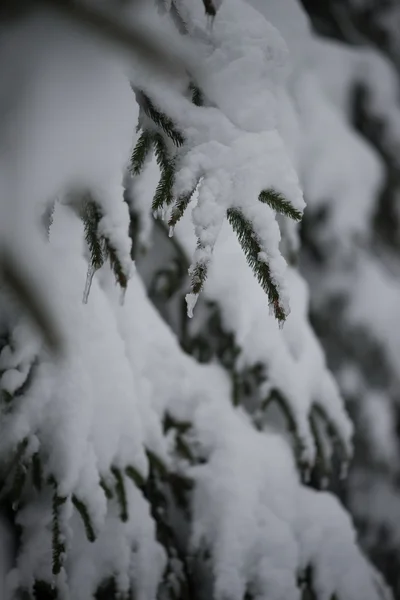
[138,92,184,147]
[259,189,303,222]
[171,5,188,34]
[72,495,96,542]
[227,207,286,322]
[143,451,194,600]
[51,487,67,575]
[130,129,154,176]
[309,409,330,489]
[81,199,105,273]
[168,186,198,229]
[312,404,349,470]
[9,461,27,510]
[189,82,203,107]
[111,466,128,522]
[0,437,28,498]
[189,259,208,296]
[100,477,113,500]
[107,243,128,290]
[80,194,129,295]
[32,453,43,491]
[125,464,146,490]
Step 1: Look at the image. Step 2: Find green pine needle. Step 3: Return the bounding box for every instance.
[106,243,128,290]
[258,189,302,222]
[168,186,197,229]
[125,465,146,490]
[140,93,184,147]
[190,260,208,296]
[189,82,203,107]
[52,487,67,575]
[80,196,129,293]
[111,467,128,522]
[227,207,286,322]
[130,129,154,176]
[152,162,175,212]
[81,199,105,273]
[32,453,43,491]
[72,495,96,542]
[170,1,188,34]
[100,478,113,500]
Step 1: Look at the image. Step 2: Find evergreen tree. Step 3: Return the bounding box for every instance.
[0,1,395,600]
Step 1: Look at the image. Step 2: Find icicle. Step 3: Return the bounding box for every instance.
[119,287,126,307]
[83,263,96,304]
[169,226,175,238]
[185,292,198,318]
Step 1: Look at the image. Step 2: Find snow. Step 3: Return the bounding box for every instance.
[0,1,394,599]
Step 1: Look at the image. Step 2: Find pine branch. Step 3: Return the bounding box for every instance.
[111,467,128,522]
[189,82,204,107]
[153,133,171,173]
[190,256,208,296]
[226,208,287,322]
[72,495,96,542]
[125,465,146,490]
[170,1,188,34]
[258,189,303,222]
[138,92,184,147]
[168,184,198,229]
[80,199,105,273]
[130,129,154,176]
[100,478,113,500]
[106,242,128,290]
[51,485,67,575]
[32,453,43,491]
[80,195,129,295]
[152,136,176,212]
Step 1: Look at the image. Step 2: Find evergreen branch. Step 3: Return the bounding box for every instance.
[146,449,168,480]
[258,189,302,222]
[190,260,208,296]
[130,129,154,176]
[170,1,189,34]
[0,438,28,497]
[81,195,129,294]
[106,242,128,291]
[189,82,204,107]
[9,462,27,510]
[153,133,171,173]
[32,453,43,491]
[152,152,176,212]
[100,477,113,500]
[226,208,287,322]
[51,486,67,575]
[80,199,105,273]
[309,409,331,487]
[312,404,350,468]
[72,495,96,542]
[111,467,128,522]
[138,92,184,147]
[168,185,198,229]
[125,465,146,490]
